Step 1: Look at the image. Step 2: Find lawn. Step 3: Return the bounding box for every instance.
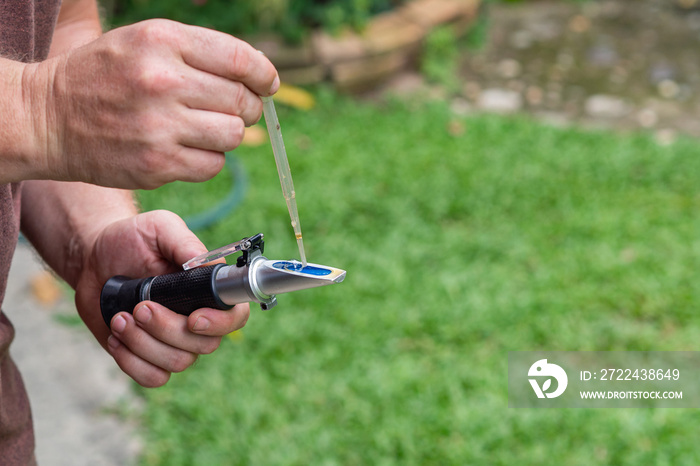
[136,90,700,465]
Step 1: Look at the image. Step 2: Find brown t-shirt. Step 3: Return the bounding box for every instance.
[0,0,62,463]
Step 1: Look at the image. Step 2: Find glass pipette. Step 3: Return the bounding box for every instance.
[261,95,307,267]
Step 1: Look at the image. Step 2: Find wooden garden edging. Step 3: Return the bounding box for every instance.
[249,0,480,92]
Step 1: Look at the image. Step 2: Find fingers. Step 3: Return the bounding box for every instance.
[179,71,263,126]
[106,301,250,387]
[37,19,278,190]
[188,303,250,336]
[176,24,280,97]
[135,303,225,354]
[107,309,202,386]
[107,335,171,388]
[177,111,245,153]
[170,146,228,184]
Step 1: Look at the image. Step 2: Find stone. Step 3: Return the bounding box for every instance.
[525,86,543,106]
[462,81,481,101]
[657,79,680,99]
[677,0,700,9]
[545,90,562,106]
[655,128,677,146]
[569,15,591,33]
[643,98,683,120]
[332,48,412,92]
[529,18,562,41]
[556,52,575,70]
[687,11,700,30]
[249,34,315,69]
[587,43,618,67]
[401,0,479,30]
[363,10,425,55]
[549,65,565,82]
[676,118,700,138]
[599,1,624,18]
[584,94,629,118]
[510,30,534,49]
[279,64,327,86]
[649,62,676,84]
[382,71,427,96]
[639,29,658,48]
[637,108,659,128]
[498,58,522,79]
[312,29,366,65]
[478,88,523,113]
[507,80,525,93]
[563,101,579,115]
[637,109,658,128]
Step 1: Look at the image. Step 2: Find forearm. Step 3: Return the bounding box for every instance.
[20,181,137,288]
[0,1,102,185]
[18,0,131,287]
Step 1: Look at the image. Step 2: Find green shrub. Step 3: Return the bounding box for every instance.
[421,25,461,92]
[109,0,407,42]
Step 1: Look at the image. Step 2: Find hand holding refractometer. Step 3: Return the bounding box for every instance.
[99,233,346,327]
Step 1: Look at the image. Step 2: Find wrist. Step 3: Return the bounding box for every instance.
[0,59,46,182]
[20,58,66,181]
[66,193,138,289]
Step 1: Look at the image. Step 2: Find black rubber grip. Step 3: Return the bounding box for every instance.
[100,264,231,327]
[148,264,229,315]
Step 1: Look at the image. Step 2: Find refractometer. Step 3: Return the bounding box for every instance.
[99,233,346,327]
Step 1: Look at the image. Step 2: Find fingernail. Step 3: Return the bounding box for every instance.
[112,315,126,333]
[269,75,280,95]
[134,305,152,324]
[107,335,121,350]
[193,316,211,332]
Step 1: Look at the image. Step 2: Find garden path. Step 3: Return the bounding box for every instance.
[4,243,140,466]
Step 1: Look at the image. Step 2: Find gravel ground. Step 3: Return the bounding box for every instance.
[462,0,700,140]
[376,0,700,144]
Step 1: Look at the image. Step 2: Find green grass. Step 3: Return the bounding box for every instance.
[136,90,700,465]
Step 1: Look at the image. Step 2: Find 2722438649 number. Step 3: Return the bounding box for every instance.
[600,368,680,381]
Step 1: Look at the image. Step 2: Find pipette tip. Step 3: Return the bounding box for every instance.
[296,236,308,268]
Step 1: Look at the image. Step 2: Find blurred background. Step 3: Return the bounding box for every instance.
[60,0,700,464]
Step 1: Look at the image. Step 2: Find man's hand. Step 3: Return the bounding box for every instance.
[23,19,279,189]
[73,210,250,387]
